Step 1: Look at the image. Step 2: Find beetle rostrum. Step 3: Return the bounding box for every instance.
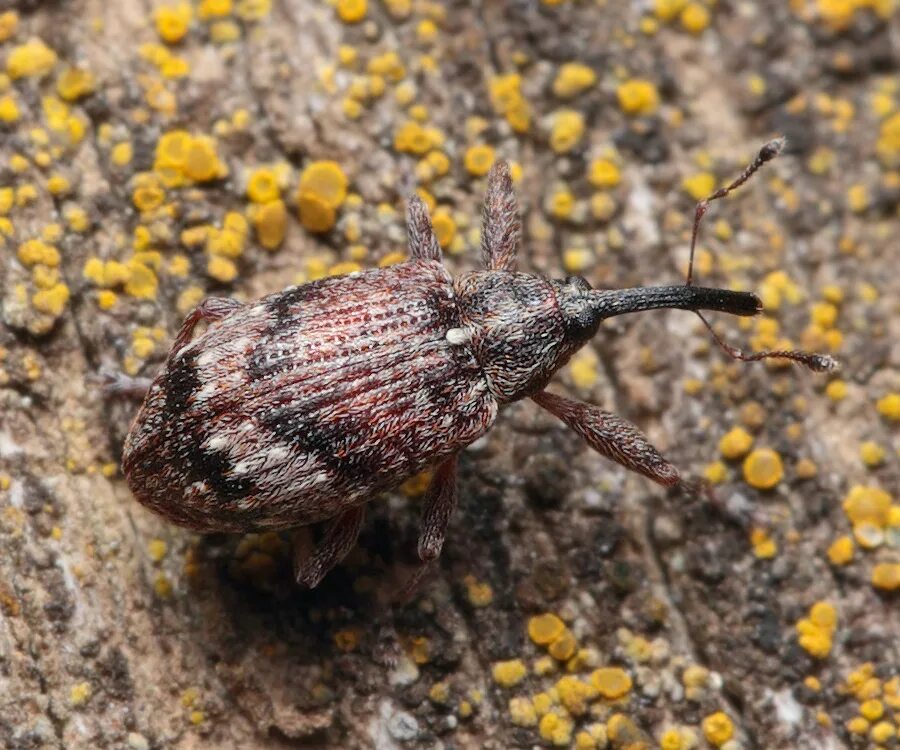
[122,139,836,589]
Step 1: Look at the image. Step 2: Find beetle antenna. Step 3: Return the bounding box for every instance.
[694,311,838,373]
[686,137,785,286]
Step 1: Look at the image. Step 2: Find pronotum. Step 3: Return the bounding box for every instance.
[122,139,836,589]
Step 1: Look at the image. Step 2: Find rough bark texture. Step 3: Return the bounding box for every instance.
[1,2,898,749]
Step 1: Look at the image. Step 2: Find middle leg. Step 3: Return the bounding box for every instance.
[293,504,366,589]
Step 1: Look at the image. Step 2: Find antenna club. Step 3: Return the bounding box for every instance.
[760,136,787,162]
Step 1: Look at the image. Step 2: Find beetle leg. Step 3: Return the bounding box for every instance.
[417,455,458,562]
[407,195,442,261]
[293,504,366,589]
[481,160,520,272]
[172,297,243,352]
[531,390,680,487]
[396,457,458,599]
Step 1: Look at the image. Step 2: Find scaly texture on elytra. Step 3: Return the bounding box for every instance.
[123,143,834,589]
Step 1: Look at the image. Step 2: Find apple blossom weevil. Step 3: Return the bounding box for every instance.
[122,138,836,588]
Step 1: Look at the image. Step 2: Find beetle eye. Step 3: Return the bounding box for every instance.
[565,275,591,291]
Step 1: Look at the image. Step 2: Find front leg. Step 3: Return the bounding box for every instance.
[531,390,680,487]
[481,160,520,272]
[406,195,442,261]
[172,297,243,352]
[293,505,366,588]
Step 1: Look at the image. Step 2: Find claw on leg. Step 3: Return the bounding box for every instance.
[532,390,680,487]
[95,371,152,400]
[293,505,366,589]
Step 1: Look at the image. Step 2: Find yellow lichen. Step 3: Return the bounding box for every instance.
[32,283,70,316]
[298,161,348,209]
[871,562,899,591]
[875,392,900,420]
[236,0,272,21]
[336,0,367,23]
[123,260,158,299]
[155,3,192,44]
[549,109,584,153]
[69,681,92,707]
[680,2,710,33]
[825,379,847,401]
[297,198,334,237]
[528,613,566,645]
[719,426,754,460]
[184,135,226,182]
[508,696,537,727]
[859,441,885,467]
[489,74,531,133]
[56,66,95,101]
[701,712,734,746]
[492,659,527,688]
[827,535,854,565]
[556,675,596,715]
[252,200,287,250]
[0,94,20,122]
[0,11,18,43]
[394,120,434,155]
[247,167,280,204]
[18,239,60,268]
[590,667,633,700]
[843,485,891,527]
[552,63,596,99]
[464,576,493,607]
[464,145,495,176]
[796,601,837,658]
[682,172,716,200]
[7,38,57,79]
[743,448,783,490]
[750,527,777,559]
[617,78,659,116]
[548,629,577,661]
[198,0,232,19]
[588,158,621,189]
[538,711,573,746]
[654,0,688,22]
[147,539,168,562]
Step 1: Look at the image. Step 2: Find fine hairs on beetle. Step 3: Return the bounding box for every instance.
[121,137,837,590]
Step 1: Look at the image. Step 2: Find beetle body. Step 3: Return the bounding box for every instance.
[123,147,834,587]
[123,259,606,532]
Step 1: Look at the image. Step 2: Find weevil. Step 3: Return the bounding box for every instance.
[122,138,836,588]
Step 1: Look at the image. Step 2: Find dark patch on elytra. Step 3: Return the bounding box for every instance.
[198,448,257,502]
[245,283,323,381]
[164,348,200,416]
[261,402,384,486]
[266,280,321,328]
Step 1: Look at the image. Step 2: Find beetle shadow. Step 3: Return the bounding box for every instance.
[185,501,434,653]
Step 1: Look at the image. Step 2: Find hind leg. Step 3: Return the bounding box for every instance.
[173,297,243,352]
